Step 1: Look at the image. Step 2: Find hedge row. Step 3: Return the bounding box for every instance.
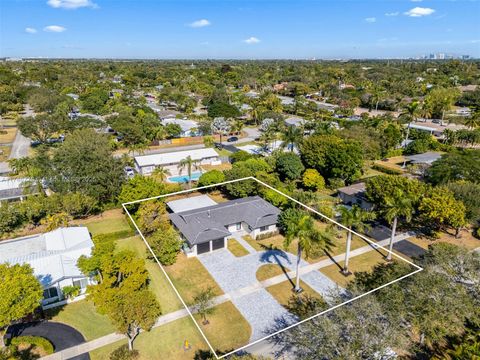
[94,229,136,242]
[372,163,404,175]
[10,336,54,354]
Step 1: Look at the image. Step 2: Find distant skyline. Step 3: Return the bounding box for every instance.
[1,0,479,59]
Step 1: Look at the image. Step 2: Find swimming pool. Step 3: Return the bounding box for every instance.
[168,172,202,183]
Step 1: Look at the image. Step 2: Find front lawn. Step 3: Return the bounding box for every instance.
[165,254,223,305]
[408,229,480,251]
[319,248,389,288]
[193,301,251,352]
[256,264,288,281]
[227,238,249,257]
[116,236,183,314]
[44,300,116,341]
[75,209,132,237]
[90,316,208,360]
[266,279,325,310]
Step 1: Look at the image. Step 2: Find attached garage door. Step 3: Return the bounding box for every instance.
[197,242,210,254]
[212,238,225,251]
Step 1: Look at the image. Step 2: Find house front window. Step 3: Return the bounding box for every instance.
[73,278,89,290]
[259,225,268,232]
[43,287,58,300]
[236,223,242,230]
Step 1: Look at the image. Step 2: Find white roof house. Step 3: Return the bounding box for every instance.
[0,177,37,202]
[162,117,198,137]
[285,116,306,128]
[134,148,220,175]
[0,227,94,306]
[167,195,218,213]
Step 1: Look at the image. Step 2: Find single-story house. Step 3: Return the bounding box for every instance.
[161,117,199,137]
[277,95,295,106]
[0,177,38,203]
[168,195,281,256]
[284,116,306,128]
[405,152,443,166]
[134,148,220,176]
[406,120,467,139]
[337,182,373,210]
[0,227,94,307]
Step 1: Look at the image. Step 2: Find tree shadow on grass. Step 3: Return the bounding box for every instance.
[259,249,294,287]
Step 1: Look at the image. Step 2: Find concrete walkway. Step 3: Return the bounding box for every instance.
[40,232,412,360]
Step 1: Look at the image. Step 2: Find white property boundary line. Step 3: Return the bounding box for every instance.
[122,176,423,359]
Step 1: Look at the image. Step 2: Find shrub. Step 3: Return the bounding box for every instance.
[197,170,225,187]
[0,203,24,234]
[302,169,325,191]
[10,336,54,355]
[275,153,304,181]
[147,228,182,265]
[255,230,280,240]
[94,229,136,242]
[327,178,345,190]
[109,344,139,360]
[62,285,81,299]
[371,163,403,175]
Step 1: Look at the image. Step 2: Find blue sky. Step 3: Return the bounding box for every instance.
[1,0,479,59]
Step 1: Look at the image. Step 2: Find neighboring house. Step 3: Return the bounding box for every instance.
[168,195,281,256]
[455,107,471,117]
[161,117,199,137]
[407,120,467,139]
[405,151,443,166]
[134,148,220,176]
[284,116,306,128]
[0,177,38,203]
[0,227,94,308]
[337,182,373,210]
[277,95,295,106]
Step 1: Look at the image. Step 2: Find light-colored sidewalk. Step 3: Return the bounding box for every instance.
[41,232,412,360]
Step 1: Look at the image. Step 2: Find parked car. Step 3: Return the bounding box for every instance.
[227,136,238,142]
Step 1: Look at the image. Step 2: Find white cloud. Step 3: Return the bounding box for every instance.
[243,36,260,44]
[188,19,211,28]
[365,17,376,23]
[43,25,66,32]
[385,12,399,16]
[404,7,435,17]
[47,0,97,9]
[25,27,37,34]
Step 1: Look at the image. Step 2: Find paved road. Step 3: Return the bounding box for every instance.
[9,130,30,159]
[8,321,90,360]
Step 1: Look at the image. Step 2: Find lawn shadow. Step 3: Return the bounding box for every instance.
[259,249,294,287]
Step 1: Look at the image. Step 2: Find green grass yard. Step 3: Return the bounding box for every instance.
[45,300,115,341]
[227,238,249,257]
[165,254,223,305]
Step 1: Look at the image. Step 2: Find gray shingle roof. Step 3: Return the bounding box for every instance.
[169,196,280,246]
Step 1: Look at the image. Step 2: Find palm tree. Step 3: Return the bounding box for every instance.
[280,126,303,152]
[177,155,201,188]
[400,101,420,123]
[384,191,414,261]
[282,210,334,292]
[151,166,171,183]
[464,109,479,129]
[338,205,376,275]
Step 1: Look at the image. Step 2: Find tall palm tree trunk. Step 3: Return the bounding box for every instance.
[295,245,302,291]
[187,163,192,188]
[387,217,398,261]
[343,230,352,274]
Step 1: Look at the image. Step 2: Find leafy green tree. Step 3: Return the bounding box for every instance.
[119,176,177,212]
[147,228,181,265]
[27,87,65,114]
[61,192,97,218]
[0,263,43,347]
[207,101,240,119]
[135,200,169,236]
[275,153,304,181]
[300,135,363,183]
[426,150,480,185]
[224,158,272,197]
[17,114,65,143]
[279,208,334,291]
[197,170,225,187]
[47,129,125,203]
[424,87,460,120]
[445,181,480,225]
[302,169,325,191]
[40,212,72,231]
[338,205,375,274]
[80,87,109,113]
[419,188,467,237]
[151,167,171,183]
[192,287,216,325]
[211,117,230,146]
[0,203,24,233]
